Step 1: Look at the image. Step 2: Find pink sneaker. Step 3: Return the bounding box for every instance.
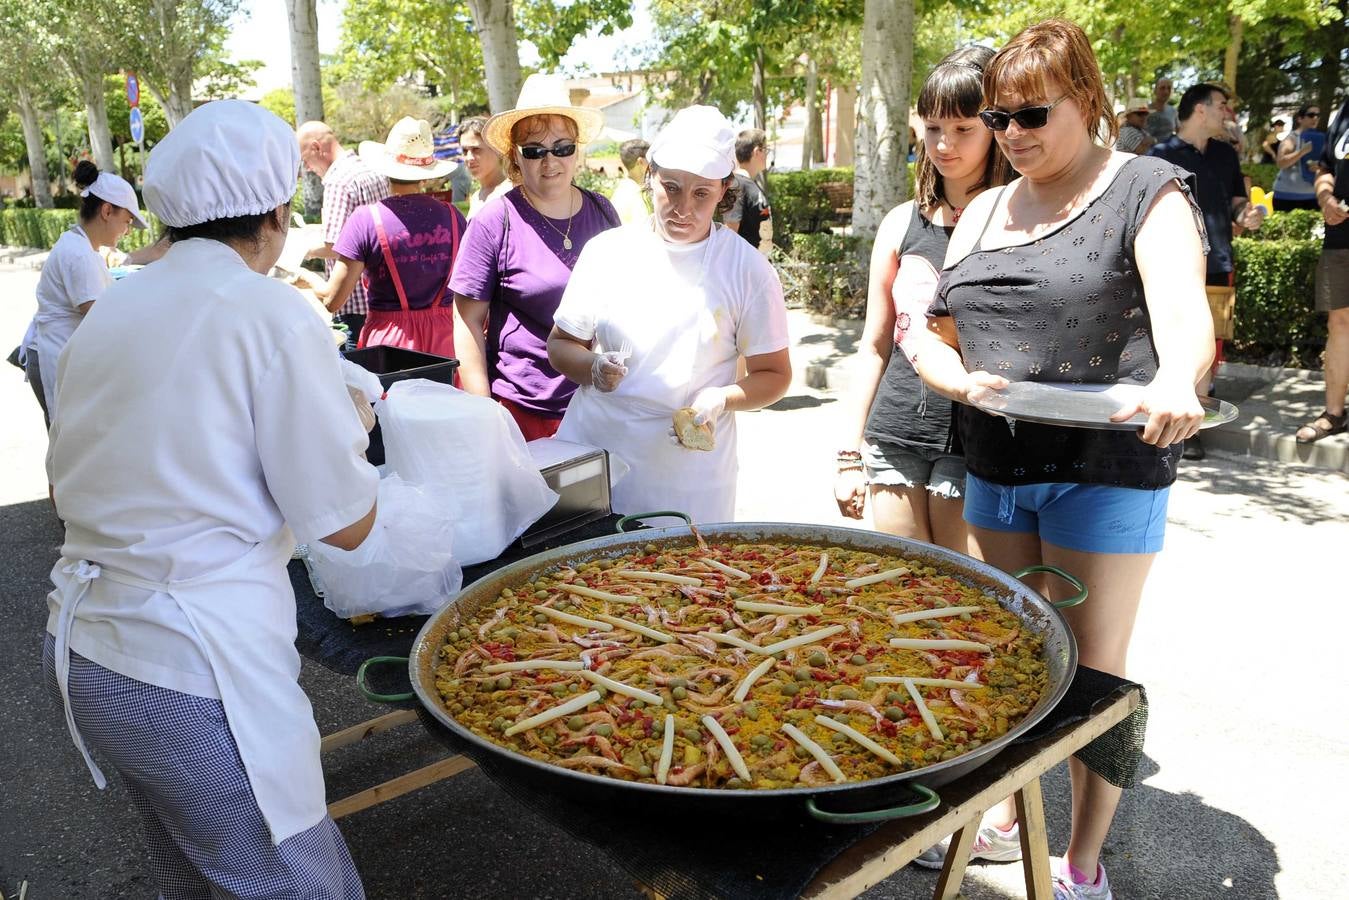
[1051,857,1113,900]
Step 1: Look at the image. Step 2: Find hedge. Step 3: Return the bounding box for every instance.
[1,208,162,252]
[768,165,917,243]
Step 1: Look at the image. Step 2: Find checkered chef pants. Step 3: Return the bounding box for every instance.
[43,635,365,899]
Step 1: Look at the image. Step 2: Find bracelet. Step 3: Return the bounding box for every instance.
[836,449,862,460]
[837,462,863,473]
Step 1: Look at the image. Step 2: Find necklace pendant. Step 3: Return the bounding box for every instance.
[563,237,573,250]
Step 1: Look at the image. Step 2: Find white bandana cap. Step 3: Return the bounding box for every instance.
[144,99,300,228]
[81,172,148,229]
[648,105,736,180]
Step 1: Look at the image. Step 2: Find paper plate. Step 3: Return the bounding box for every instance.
[969,381,1238,431]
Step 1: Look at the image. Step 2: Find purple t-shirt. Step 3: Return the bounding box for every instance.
[334,194,466,311]
[448,187,618,417]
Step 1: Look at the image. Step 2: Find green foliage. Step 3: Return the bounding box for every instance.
[259,88,296,126]
[0,207,161,251]
[773,232,868,318]
[574,167,617,198]
[1230,236,1325,367]
[1243,163,1279,192]
[1245,208,1324,242]
[517,0,635,67]
[769,166,916,242]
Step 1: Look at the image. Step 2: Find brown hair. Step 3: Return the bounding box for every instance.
[645,162,740,216]
[913,45,1015,211]
[505,113,580,183]
[984,18,1118,146]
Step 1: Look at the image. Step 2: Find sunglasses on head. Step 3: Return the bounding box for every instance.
[519,142,578,160]
[979,95,1070,132]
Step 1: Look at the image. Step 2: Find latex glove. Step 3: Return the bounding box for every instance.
[835,467,866,519]
[590,351,627,392]
[688,386,727,425]
[1109,376,1205,447]
[959,371,1011,411]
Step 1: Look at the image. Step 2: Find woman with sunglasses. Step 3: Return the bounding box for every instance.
[451,74,619,439]
[912,20,1212,899]
[1272,104,1325,211]
[835,46,1012,553]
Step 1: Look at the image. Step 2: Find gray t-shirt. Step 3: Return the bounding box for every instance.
[1145,105,1177,142]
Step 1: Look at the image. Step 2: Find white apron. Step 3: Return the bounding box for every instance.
[556,232,740,524]
[49,528,325,844]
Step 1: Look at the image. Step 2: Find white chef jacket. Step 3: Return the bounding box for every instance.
[46,238,378,843]
[554,223,788,523]
[21,225,111,419]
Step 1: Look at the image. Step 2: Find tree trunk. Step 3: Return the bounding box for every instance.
[1314,0,1346,121]
[17,84,53,209]
[752,44,767,132]
[82,72,117,172]
[286,0,325,220]
[466,0,522,113]
[802,56,819,171]
[1224,15,1242,93]
[165,68,195,128]
[852,0,914,237]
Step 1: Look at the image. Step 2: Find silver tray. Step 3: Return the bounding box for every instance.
[970,381,1238,431]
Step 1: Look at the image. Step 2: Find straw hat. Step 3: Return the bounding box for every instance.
[359,117,457,181]
[483,73,604,156]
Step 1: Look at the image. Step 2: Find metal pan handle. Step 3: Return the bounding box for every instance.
[614,510,692,533]
[1013,564,1088,609]
[357,655,415,703]
[804,783,940,824]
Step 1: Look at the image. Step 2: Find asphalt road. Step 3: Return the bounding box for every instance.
[3,264,1347,899]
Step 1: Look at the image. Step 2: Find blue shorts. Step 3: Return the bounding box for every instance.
[963,474,1170,554]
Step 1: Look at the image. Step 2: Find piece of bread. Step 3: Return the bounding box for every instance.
[674,407,715,451]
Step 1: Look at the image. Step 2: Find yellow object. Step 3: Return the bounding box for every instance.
[1206,286,1237,341]
[1250,186,1274,216]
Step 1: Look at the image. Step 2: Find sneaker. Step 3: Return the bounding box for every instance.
[1051,857,1113,900]
[913,822,1022,869]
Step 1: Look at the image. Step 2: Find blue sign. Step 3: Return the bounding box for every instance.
[125,73,139,108]
[129,106,145,145]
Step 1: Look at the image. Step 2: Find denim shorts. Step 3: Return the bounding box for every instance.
[963,473,1170,554]
[862,439,966,500]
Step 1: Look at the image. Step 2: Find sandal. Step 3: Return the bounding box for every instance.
[1295,409,1348,444]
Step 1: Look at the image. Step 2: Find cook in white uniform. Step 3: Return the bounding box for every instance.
[20,161,146,427]
[548,105,791,523]
[43,100,378,899]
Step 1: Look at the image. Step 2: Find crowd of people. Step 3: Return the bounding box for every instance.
[17,12,1348,900]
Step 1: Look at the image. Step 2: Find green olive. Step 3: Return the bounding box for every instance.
[534,613,549,624]
[884,707,905,722]
[808,651,827,667]
[492,716,507,731]
[637,765,653,777]
[886,690,905,703]
[743,702,760,721]
[567,716,585,731]
[595,724,614,737]
[862,678,877,691]
[794,667,812,682]
[836,687,858,700]
[726,777,744,789]
[794,745,810,759]
[501,588,515,598]
[750,734,772,748]
[652,719,665,734]
[850,653,867,666]
[551,684,568,696]
[496,675,512,690]
[540,730,557,745]
[534,589,549,599]
[672,686,688,701]
[781,682,800,696]
[682,727,702,743]
[450,702,465,715]
[668,677,688,689]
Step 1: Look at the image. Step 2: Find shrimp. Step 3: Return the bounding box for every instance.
[629,646,696,661]
[476,607,508,639]
[815,698,887,725]
[555,756,634,773]
[842,600,890,621]
[571,635,624,649]
[560,734,619,761]
[578,711,619,729]
[950,689,991,724]
[686,684,733,706]
[799,760,836,786]
[688,666,739,685]
[678,635,717,660]
[665,764,706,786]
[452,646,486,676]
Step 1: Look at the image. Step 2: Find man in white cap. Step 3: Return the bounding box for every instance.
[298,120,391,348]
[547,105,792,523]
[45,99,376,898]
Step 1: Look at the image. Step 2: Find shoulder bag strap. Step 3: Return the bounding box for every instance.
[970,187,1008,253]
[370,202,411,313]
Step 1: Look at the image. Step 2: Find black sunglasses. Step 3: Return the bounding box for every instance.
[519,142,578,160]
[979,95,1069,132]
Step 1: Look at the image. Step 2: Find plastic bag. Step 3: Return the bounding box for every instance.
[307,475,463,618]
[378,379,559,565]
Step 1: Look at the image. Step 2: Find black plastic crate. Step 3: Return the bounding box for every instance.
[343,345,459,465]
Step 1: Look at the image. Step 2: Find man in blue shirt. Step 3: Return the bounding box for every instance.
[1149,83,1266,458]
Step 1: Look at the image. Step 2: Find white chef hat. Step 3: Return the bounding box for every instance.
[648,106,737,180]
[81,172,148,229]
[143,99,300,228]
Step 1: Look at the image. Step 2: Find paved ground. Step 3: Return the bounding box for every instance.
[3,265,1347,899]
